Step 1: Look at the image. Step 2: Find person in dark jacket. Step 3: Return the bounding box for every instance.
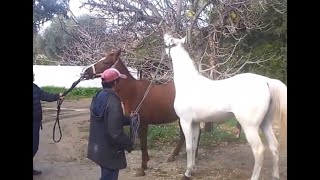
[87,68,133,180]
[33,73,64,175]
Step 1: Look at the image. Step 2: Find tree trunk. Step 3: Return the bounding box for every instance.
[205,122,213,132]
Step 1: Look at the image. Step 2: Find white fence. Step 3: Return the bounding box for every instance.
[33,65,138,88]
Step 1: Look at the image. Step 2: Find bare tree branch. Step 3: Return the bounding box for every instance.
[50,0,287,83]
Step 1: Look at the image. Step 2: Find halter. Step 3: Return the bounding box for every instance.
[84,56,121,79]
[81,63,98,79]
[165,43,177,59]
[90,64,96,78]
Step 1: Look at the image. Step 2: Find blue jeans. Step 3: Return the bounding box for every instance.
[100,166,119,180]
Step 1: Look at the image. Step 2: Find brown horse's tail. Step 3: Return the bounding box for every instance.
[267,79,287,152]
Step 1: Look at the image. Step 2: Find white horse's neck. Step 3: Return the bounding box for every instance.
[169,45,199,80]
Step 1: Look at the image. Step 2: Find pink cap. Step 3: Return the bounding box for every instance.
[101,68,127,82]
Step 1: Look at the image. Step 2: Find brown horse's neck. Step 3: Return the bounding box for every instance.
[114,78,135,99]
[115,59,136,80]
[113,59,138,112]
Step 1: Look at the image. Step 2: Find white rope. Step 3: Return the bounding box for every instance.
[129,51,167,145]
[129,112,140,148]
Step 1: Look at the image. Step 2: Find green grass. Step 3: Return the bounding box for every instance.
[41,86,101,99]
[141,119,268,149]
[199,120,247,147]
[79,119,250,149]
[125,119,248,149]
[147,124,181,148]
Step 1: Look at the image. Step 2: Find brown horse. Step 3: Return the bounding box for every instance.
[82,49,195,176]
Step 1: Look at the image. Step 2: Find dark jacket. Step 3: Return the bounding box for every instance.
[87,88,133,170]
[33,83,60,122]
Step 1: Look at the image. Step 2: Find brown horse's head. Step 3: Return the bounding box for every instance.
[82,49,122,80]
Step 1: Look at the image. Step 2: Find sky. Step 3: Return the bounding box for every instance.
[69,0,90,17]
[39,0,91,33]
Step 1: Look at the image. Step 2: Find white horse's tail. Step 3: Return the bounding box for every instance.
[267,78,287,152]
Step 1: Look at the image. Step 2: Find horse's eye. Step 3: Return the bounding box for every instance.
[103,61,109,64]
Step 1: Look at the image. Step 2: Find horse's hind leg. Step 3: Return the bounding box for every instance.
[242,126,265,180]
[168,120,185,162]
[136,125,149,176]
[261,118,280,180]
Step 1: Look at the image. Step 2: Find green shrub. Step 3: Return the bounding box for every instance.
[139,119,247,149]
[41,86,101,99]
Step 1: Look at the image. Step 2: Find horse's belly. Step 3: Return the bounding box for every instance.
[193,110,234,123]
[174,98,234,123]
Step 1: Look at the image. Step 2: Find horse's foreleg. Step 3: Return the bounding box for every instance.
[180,119,193,180]
[168,120,185,162]
[135,125,149,176]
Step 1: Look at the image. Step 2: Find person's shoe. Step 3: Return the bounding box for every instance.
[33,169,42,176]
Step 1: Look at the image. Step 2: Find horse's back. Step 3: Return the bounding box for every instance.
[177,73,272,119]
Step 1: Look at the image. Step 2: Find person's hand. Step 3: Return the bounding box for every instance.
[59,93,65,100]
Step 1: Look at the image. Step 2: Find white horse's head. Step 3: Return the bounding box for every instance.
[164,33,186,46]
[164,33,186,55]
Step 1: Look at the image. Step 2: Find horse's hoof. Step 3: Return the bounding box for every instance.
[167,156,175,162]
[135,169,146,176]
[181,175,191,180]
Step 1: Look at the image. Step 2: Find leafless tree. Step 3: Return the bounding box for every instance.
[56,0,286,83]
[65,0,284,80]
[56,0,285,131]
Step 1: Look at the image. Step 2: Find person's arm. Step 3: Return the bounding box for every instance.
[38,87,61,102]
[105,95,133,151]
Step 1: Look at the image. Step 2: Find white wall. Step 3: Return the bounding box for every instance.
[33,65,138,88]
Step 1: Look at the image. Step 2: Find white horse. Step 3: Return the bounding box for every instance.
[163,33,287,180]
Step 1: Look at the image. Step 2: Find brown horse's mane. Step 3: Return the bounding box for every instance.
[116,57,173,86]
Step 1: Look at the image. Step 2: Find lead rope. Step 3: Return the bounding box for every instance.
[53,77,83,143]
[129,51,166,147]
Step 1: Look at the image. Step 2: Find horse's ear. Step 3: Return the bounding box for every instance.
[178,36,186,44]
[115,48,122,57]
[161,23,170,35]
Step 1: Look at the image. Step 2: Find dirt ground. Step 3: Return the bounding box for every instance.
[33,99,287,180]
